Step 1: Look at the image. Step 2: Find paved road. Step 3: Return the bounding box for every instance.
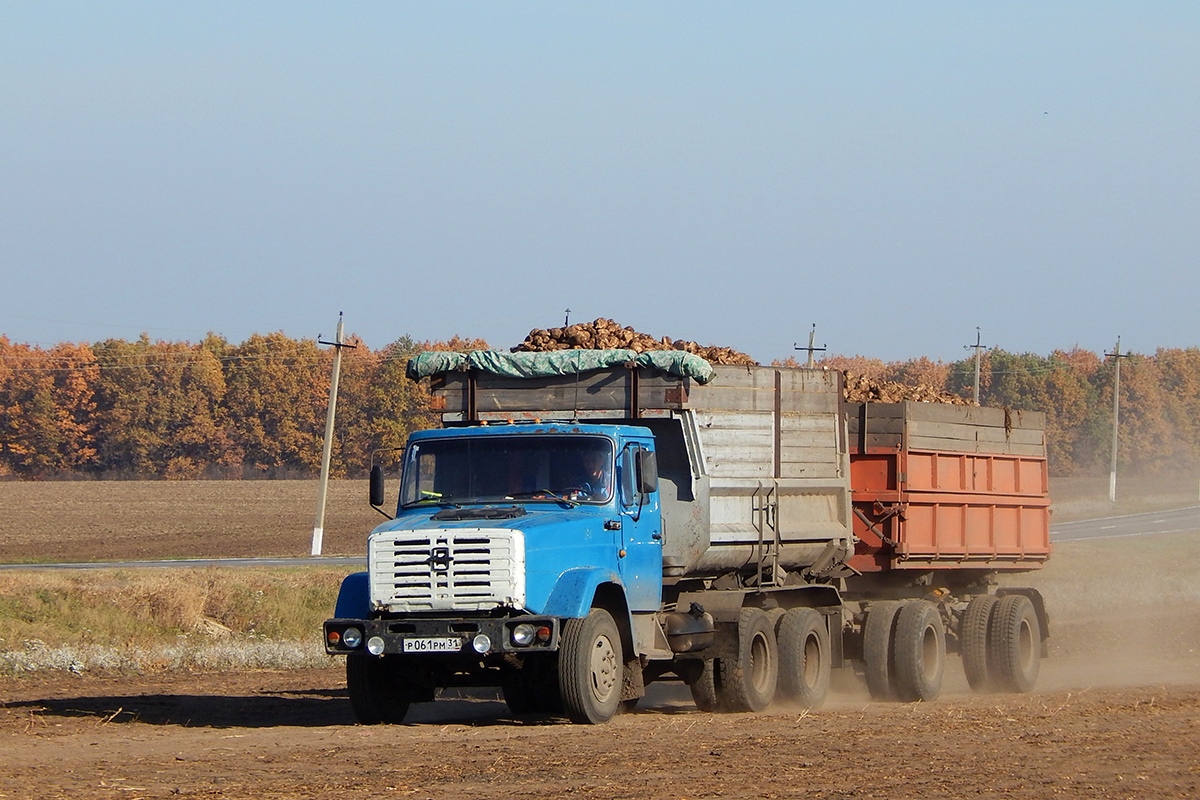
[1051,506,1200,542]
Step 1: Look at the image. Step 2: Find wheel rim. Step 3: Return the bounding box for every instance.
[920,624,940,682]
[802,633,821,689]
[750,631,773,694]
[589,633,619,703]
[1017,618,1035,673]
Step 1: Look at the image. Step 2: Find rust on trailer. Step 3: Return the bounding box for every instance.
[847,402,1051,573]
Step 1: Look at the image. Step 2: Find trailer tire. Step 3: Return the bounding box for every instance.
[558,608,623,724]
[689,659,722,712]
[777,608,831,710]
[960,594,999,692]
[893,600,945,702]
[863,600,901,701]
[716,607,778,713]
[346,654,411,724]
[989,594,1040,693]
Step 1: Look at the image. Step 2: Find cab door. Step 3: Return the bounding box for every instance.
[615,442,663,612]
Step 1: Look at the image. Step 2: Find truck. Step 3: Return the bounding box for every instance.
[323,350,1051,724]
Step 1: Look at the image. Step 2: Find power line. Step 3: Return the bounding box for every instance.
[1104,337,1133,503]
[793,324,827,368]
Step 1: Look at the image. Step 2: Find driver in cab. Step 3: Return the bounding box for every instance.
[570,449,612,502]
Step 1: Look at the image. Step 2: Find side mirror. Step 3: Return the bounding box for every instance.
[636,450,658,495]
[369,464,385,508]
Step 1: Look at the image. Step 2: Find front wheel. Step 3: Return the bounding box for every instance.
[346,654,411,724]
[558,608,624,724]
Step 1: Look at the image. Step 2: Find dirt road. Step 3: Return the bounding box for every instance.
[3,665,1199,800]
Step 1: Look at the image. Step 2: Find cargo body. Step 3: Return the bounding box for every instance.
[325,354,1050,724]
[846,401,1051,575]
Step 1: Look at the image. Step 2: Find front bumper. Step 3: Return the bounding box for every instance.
[323,615,560,657]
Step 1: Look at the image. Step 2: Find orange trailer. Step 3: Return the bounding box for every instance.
[846,402,1051,574]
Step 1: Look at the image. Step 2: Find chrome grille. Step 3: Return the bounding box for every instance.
[368,528,525,612]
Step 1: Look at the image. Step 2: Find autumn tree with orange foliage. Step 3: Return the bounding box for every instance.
[0,334,1196,479]
[0,337,99,476]
[91,336,239,479]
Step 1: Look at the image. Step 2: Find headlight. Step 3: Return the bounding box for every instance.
[341,627,363,649]
[367,636,386,655]
[511,623,537,647]
[472,634,492,654]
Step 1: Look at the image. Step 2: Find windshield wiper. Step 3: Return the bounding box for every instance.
[506,489,578,507]
[403,491,460,509]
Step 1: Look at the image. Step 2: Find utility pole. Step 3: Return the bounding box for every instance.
[1104,337,1131,504]
[311,313,357,556]
[963,327,988,405]
[793,324,827,368]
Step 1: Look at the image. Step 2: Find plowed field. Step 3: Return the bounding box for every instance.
[2,480,1199,798]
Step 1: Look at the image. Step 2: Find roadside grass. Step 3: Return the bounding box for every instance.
[0,567,346,675]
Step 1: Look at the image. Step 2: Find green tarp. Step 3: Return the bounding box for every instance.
[406,349,715,384]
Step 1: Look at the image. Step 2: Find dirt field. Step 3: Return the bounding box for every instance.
[2,668,1199,799]
[0,480,380,563]
[2,479,1200,798]
[0,475,1193,563]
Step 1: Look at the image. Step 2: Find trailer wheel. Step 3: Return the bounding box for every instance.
[960,594,999,692]
[558,608,623,724]
[776,608,831,710]
[893,600,945,702]
[863,601,901,701]
[689,658,722,712]
[346,654,411,724]
[989,594,1041,693]
[716,607,778,712]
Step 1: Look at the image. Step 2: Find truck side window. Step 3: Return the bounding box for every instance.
[619,447,638,508]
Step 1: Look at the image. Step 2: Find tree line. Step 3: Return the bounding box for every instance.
[1,334,1197,478]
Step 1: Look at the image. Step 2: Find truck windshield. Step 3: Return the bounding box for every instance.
[400,435,614,507]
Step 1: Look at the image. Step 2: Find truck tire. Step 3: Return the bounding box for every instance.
[558,608,623,724]
[501,678,537,715]
[715,607,778,713]
[346,654,411,724]
[989,594,1041,693]
[689,658,722,712]
[502,658,562,716]
[892,600,945,702]
[960,594,998,692]
[863,600,901,701]
[776,608,831,710]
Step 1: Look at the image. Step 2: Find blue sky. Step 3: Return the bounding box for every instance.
[2,3,1197,363]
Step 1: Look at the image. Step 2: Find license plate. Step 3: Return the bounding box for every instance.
[402,637,463,653]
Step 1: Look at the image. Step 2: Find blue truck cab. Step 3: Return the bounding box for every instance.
[324,421,664,724]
